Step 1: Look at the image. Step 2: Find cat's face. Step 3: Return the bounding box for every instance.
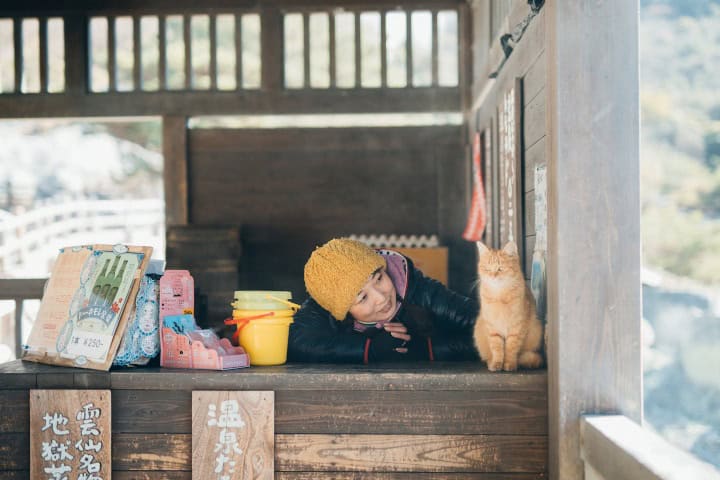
[476,241,521,279]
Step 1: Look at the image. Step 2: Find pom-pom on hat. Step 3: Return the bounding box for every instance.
[304,238,386,320]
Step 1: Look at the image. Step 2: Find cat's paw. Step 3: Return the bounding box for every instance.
[487,360,503,372]
[503,361,518,371]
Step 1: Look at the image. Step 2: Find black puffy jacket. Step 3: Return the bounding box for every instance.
[287,250,479,363]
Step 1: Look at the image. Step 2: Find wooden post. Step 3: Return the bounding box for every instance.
[163,116,189,226]
[545,1,641,479]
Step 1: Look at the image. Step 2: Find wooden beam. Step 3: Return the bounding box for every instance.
[108,15,116,91]
[39,17,48,93]
[405,10,412,87]
[0,279,47,299]
[545,2,641,479]
[162,115,189,226]
[380,10,387,87]
[260,6,283,91]
[159,15,167,89]
[431,10,438,86]
[303,12,310,88]
[209,13,217,90]
[183,14,191,89]
[580,416,720,480]
[354,12,361,87]
[0,88,460,116]
[133,15,141,90]
[13,17,22,93]
[235,13,243,89]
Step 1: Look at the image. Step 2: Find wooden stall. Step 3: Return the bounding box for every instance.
[0,0,649,479]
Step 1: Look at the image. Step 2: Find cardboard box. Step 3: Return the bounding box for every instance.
[394,247,448,285]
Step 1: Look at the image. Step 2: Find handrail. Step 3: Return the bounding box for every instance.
[581,415,720,480]
[0,278,47,360]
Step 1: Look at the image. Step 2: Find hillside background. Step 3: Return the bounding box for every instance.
[640,0,720,467]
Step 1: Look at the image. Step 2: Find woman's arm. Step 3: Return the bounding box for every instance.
[287,298,366,363]
[406,266,479,334]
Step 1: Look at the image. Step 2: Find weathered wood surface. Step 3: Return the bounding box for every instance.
[275,434,547,472]
[3,388,546,435]
[163,116,189,226]
[188,125,473,299]
[546,1,641,479]
[0,360,547,391]
[192,391,274,480]
[276,474,546,480]
[30,390,111,480]
[580,416,720,480]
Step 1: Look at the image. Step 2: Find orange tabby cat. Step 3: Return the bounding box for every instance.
[473,241,544,371]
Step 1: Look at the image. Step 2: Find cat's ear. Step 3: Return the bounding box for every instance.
[476,241,489,257]
[502,241,518,256]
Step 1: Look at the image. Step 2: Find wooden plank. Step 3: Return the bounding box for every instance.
[114,473,190,480]
[13,17,22,93]
[328,11,336,87]
[524,136,545,195]
[189,125,460,152]
[74,372,111,389]
[108,363,547,392]
[276,474,543,480]
[162,115,189,226]
[113,433,191,470]
[109,390,547,435]
[30,389,111,480]
[14,299,23,359]
[524,235,535,281]
[275,434,547,473]
[39,17,48,92]
[134,15,141,90]
[260,7,283,91]
[36,372,75,387]
[192,391,274,480]
[580,416,720,480]
[113,390,191,433]
[523,50,545,108]
[303,12,310,88]
[523,88,545,151]
[0,278,47,298]
[275,389,547,435]
[0,0,464,16]
[0,88,461,116]
[234,13,242,88]
[524,190,535,238]
[183,14,191,89]
[159,15,167,89]
[546,2,641,479]
[0,432,28,470]
[209,13,217,90]
[108,15,117,91]
[0,391,28,433]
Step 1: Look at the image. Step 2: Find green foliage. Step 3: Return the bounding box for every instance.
[641,3,720,284]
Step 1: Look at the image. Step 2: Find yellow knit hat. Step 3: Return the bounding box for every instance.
[304,238,386,320]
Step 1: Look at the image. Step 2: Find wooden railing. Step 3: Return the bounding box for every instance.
[0,278,46,359]
[581,415,720,479]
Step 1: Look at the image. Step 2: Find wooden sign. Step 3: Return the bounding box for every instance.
[192,391,274,480]
[30,389,111,480]
[498,79,524,261]
[23,243,153,371]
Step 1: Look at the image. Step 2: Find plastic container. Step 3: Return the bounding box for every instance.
[231,290,293,311]
[237,316,294,365]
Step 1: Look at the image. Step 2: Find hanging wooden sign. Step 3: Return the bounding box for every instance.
[192,391,274,480]
[498,78,524,262]
[23,243,153,371]
[30,389,111,480]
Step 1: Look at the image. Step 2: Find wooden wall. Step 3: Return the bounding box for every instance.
[0,360,549,479]
[470,0,545,280]
[182,125,475,306]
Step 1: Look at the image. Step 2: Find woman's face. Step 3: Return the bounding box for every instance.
[348,267,397,325]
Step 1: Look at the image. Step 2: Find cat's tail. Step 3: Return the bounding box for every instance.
[518,351,544,369]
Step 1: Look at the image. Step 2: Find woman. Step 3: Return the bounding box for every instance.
[288,238,478,363]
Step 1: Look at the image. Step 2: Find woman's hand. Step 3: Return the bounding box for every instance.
[384,322,411,353]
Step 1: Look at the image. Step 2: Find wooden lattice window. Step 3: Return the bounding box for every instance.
[87,13,261,93]
[282,9,459,90]
[0,17,65,94]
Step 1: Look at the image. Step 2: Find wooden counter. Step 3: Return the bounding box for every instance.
[0,360,548,479]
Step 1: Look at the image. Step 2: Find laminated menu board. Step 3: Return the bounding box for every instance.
[23,243,153,371]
